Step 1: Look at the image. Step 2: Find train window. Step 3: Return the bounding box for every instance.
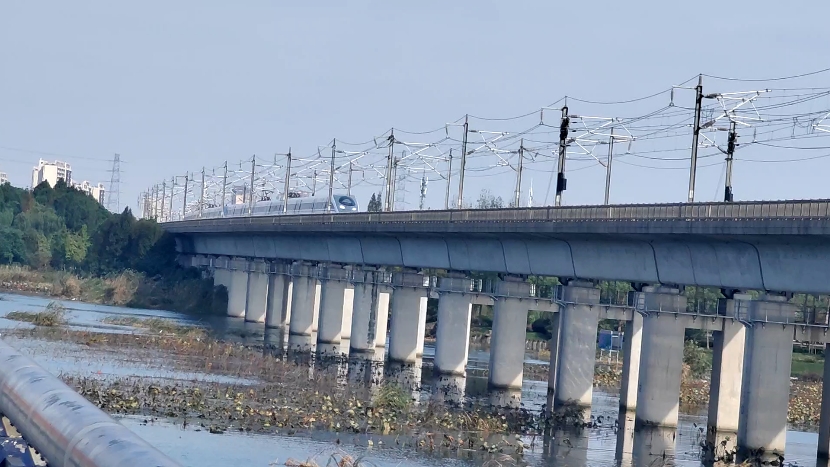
[338,196,355,207]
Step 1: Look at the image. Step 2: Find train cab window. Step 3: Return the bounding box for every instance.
[338,196,355,207]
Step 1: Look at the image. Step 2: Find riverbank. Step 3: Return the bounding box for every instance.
[0,265,225,314]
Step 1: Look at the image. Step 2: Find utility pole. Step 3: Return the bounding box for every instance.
[688,74,704,203]
[220,161,228,217]
[283,148,292,214]
[169,177,175,221]
[604,128,615,205]
[555,107,569,207]
[384,131,395,211]
[182,174,189,219]
[457,115,469,209]
[199,167,205,218]
[160,180,167,222]
[444,149,452,210]
[347,161,353,196]
[724,121,737,202]
[390,156,400,211]
[514,139,524,207]
[248,155,256,215]
[312,170,317,196]
[419,175,427,210]
[327,140,336,212]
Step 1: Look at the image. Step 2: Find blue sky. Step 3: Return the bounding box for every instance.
[1,1,829,213]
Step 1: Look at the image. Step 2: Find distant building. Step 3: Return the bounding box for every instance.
[0,171,7,185]
[72,180,107,205]
[32,159,72,188]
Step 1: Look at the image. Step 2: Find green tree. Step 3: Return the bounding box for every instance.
[367,193,382,212]
[476,189,503,209]
[0,227,26,264]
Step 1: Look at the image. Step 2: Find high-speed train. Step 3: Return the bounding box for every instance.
[185,193,359,220]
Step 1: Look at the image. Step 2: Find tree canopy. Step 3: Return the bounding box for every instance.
[0,181,172,275]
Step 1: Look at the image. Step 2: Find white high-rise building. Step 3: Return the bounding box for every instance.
[0,171,7,185]
[72,180,107,205]
[32,159,72,188]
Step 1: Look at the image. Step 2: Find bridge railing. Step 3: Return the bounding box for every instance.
[167,198,830,227]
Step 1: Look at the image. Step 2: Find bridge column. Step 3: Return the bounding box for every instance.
[245,260,269,323]
[288,263,319,342]
[265,263,292,328]
[434,274,473,376]
[388,271,429,364]
[349,269,392,355]
[212,256,232,292]
[488,277,532,407]
[226,257,249,318]
[738,295,796,458]
[316,265,354,356]
[619,309,643,413]
[707,295,749,453]
[819,343,830,459]
[553,281,601,414]
[635,286,687,429]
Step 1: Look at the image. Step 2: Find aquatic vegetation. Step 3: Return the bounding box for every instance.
[102,316,207,338]
[6,301,67,326]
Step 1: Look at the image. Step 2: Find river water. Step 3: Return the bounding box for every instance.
[0,292,825,467]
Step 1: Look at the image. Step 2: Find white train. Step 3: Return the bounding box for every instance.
[185,193,359,220]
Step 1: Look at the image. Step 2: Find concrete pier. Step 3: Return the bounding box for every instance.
[546,312,562,414]
[244,261,269,323]
[316,265,354,354]
[635,287,687,429]
[288,263,319,338]
[388,272,429,364]
[819,343,830,459]
[553,282,601,411]
[707,296,748,451]
[212,256,232,293]
[619,310,643,412]
[226,259,249,318]
[265,265,292,328]
[434,276,473,376]
[739,295,796,457]
[349,270,391,355]
[488,278,532,394]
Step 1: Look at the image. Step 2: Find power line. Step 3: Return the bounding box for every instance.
[701,68,830,82]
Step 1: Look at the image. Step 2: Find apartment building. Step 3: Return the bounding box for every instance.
[32,159,72,188]
[73,180,107,205]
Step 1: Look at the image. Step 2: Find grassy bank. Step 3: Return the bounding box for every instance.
[0,265,226,314]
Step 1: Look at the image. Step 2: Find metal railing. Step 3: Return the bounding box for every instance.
[165,198,830,228]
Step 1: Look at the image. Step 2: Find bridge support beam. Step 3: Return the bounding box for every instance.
[738,295,796,458]
[316,265,354,356]
[349,270,391,355]
[388,272,429,364]
[226,258,249,318]
[245,260,269,323]
[288,263,319,342]
[707,295,749,452]
[819,343,830,459]
[434,275,473,376]
[553,281,601,414]
[488,277,533,407]
[635,286,687,429]
[265,265,292,328]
